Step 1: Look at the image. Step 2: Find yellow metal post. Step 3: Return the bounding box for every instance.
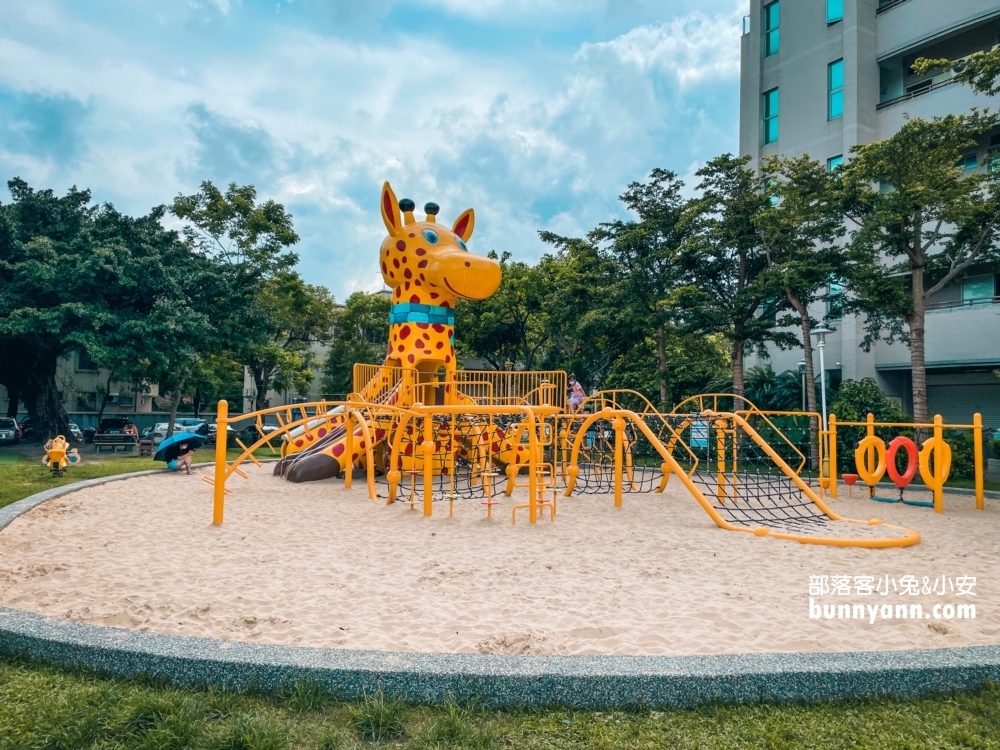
[213,399,227,525]
[933,414,944,514]
[973,412,984,510]
[344,410,354,490]
[613,416,624,508]
[828,414,838,499]
[423,413,434,517]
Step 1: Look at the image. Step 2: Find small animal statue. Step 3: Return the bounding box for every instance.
[43,435,81,476]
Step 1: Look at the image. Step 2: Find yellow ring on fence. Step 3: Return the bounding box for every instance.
[855,435,886,487]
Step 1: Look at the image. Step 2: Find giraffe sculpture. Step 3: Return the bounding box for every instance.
[280,182,503,483]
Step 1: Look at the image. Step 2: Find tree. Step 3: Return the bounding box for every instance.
[170,181,302,422]
[321,292,389,397]
[535,234,630,392]
[454,252,549,370]
[243,272,336,411]
[913,49,1000,97]
[679,154,793,405]
[758,155,846,466]
[839,113,1000,424]
[590,169,691,408]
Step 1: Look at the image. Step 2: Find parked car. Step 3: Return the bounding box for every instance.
[0,417,20,446]
[67,422,84,442]
[93,417,138,452]
[83,426,96,443]
[206,423,238,446]
[174,418,209,436]
[16,417,33,441]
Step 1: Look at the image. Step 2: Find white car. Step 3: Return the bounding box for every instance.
[150,423,195,446]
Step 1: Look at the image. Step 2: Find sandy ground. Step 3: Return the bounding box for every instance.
[0,465,997,656]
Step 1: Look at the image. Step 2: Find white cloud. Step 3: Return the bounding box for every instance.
[578,2,744,88]
[0,0,741,297]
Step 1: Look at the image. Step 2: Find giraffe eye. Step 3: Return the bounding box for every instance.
[422,229,439,245]
[456,237,468,251]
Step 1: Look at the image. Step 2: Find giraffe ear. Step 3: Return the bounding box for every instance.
[381,182,401,236]
[452,208,474,242]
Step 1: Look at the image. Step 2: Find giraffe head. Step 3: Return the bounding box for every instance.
[378,182,502,373]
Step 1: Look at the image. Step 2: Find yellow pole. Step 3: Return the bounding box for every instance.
[973,412,984,510]
[715,420,726,504]
[828,414,838,499]
[213,399,227,525]
[344,410,354,490]
[613,416,624,508]
[933,414,944,514]
[423,412,434,517]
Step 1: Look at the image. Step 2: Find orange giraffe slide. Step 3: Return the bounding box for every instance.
[280,182,502,483]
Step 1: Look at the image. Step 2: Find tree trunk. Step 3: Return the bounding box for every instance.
[29,353,70,441]
[165,377,186,441]
[253,368,269,412]
[910,265,929,431]
[194,387,201,418]
[787,290,820,471]
[656,325,668,409]
[732,338,745,412]
[5,385,19,418]
[95,370,115,424]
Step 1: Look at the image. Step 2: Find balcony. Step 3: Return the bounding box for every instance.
[877,0,1000,61]
[874,299,1000,371]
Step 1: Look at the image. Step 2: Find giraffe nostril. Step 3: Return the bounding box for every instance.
[465,261,471,267]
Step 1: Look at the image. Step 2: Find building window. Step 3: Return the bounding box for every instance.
[77,350,98,371]
[829,59,844,119]
[827,282,844,320]
[827,0,843,23]
[764,2,780,57]
[763,88,779,144]
[956,153,978,171]
[827,155,844,171]
[963,274,996,305]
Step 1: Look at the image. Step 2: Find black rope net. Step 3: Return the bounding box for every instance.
[661,413,913,541]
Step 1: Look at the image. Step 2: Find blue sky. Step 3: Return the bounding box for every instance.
[0,0,745,299]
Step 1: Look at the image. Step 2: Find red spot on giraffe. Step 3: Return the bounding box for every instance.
[295,439,303,447]
[396,240,406,251]
[352,453,359,461]
[332,442,345,457]
[423,350,431,355]
[430,292,439,299]
[318,428,327,437]
[432,324,444,333]
[399,326,411,339]
[414,280,421,286]
[447,328,453,337]
[397,344,405,353]
[393,258,399,269]
[445,355,451,363]
[405,282,410,290]
[401,255,408,264]
[404,269,412,279]
[360,441,365,448]
[410,295,420,303]
[409,232,416,238]
[407,354,415,363]
[440,301,450,308]
[414,338,425,349]
[381,262,387,274]
[436,341,444,349]
[415,247,426,256]
[418,260,428,268]
[416,322,428,329]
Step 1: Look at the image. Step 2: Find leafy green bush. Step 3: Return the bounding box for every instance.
[991,438,1000,461]
[943,429,976,480]
[830,378,911,472]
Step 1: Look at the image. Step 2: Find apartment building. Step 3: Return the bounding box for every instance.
[740,0,1000,426]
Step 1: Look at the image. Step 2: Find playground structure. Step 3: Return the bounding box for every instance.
[198,182,937,549]
[42,435,81,477]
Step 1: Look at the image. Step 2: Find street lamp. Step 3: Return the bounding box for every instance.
[810,327,832,429]
[797,360,807,412]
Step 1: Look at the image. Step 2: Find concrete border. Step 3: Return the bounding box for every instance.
[1,471,999,707]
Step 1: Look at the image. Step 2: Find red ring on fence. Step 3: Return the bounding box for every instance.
[886,436,918,489]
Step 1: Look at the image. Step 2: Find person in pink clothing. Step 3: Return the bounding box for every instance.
[568,374,587,413]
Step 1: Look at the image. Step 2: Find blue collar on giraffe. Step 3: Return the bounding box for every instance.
[389,302,455,327]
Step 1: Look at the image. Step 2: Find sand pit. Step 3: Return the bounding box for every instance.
[0,465,997,657]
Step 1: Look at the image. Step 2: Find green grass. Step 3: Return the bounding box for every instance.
[0,448,277,510]
[0,656,998,749]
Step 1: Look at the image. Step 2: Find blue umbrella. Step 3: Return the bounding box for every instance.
[154,431,207,463]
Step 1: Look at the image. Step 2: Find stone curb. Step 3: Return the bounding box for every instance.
[1,471,999,707]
